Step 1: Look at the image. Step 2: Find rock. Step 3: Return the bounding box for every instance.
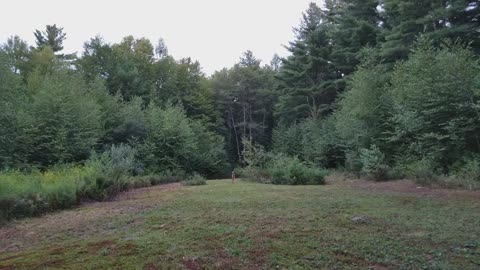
[351,215,370,224]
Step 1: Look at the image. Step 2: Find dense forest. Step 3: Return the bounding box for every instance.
[1,0,480,220]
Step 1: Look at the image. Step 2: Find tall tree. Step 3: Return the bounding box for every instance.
[211,51,276,163]
[380,0,480,63]
[0,36,30,74]
[34,24,66,53]
[330,0,381,77]
[275,3,341,125]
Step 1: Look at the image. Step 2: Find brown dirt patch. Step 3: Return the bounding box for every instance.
[87,240,116,253]
[0,183,181,253]
[0,255,23,263]
[213,250,242,269]
[33,258,65,269]
[182,257,203,270]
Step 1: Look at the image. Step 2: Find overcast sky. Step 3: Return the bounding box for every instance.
[0,0,323,75]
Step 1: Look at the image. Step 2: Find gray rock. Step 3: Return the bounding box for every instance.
[351,215,370,224]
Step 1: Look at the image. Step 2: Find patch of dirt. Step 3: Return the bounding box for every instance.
[87,240,116,253]
[0,255,23,263]
[327,175,480,201]
[213,250,242,269]
[33,258,65,269]
[182,257,203,270]
[0,183,181,253]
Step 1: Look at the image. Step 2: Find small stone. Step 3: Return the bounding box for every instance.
[351,215,370,224]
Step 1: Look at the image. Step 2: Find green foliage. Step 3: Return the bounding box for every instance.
[275,3,341,125]
[329,0,381,77]
[241,140,327,185]
[34,24,67,53]
[359,145,389,181]
[333,50,391,155]
[140,103,226,177]
[273,117,341,168]
[402,158,438,185]
[24,71,102,167]
[455,157,480,183]
[210,51,276,164]
[272,124,303,158]
[270,155,327,185]
[380,0,479,64]
[141,103,196,172]
[1,144,159,222]
[388,41,480,169]
[84,144,137,199]
[0,166,93,222]
[189,120,228,178]
[182,173,207,186]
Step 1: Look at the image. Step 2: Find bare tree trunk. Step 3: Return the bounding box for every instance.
[248,103,253,142]
[243,103,247,139]
[230,109,241,161]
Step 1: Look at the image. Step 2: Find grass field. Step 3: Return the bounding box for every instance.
[1,178,479,269]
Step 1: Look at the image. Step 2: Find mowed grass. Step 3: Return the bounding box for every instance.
[1,179,479,269]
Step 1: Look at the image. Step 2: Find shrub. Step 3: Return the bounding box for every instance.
[403,158,438,185]
[182,173,207,186]
[140,104,227,178]
[360,145,389,181]
[446,157,480,190]
[238,166,271,184]
[83,144,137,200]
[131,169,187,186]
[0,166,93,222]
[270,155,327,185]
[455,157,480,182]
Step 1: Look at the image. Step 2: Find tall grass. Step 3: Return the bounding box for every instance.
[0,144,189,223]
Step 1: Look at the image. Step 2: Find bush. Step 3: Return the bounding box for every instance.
[238,166,271,183]
[446,157,480,190]
[270,155,327,185]
[140,104,227,178]
[241,141,327,185]
[403,158,438,185]
[360,145,389,181]
[83,144,137,200]
[455,157,480,182]
[131,169,187,186]
[182,173,207,186]
[0,166,93,222]
[0,143,192,222]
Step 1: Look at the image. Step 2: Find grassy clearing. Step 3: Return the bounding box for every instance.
[1,179,479,269]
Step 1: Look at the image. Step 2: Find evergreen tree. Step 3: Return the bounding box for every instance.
[275,3,340,125]
[0,36,30,74]
[34,24,66,53]
[380,0,480,63]
[330,0,381,77]
[211,51,276,163]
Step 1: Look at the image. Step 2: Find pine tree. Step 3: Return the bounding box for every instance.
[330,0,381,77]
[275,3,340,125]
[380,0,480,63]
[34,24,66,53]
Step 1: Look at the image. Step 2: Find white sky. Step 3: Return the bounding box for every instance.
[0,0,322,75]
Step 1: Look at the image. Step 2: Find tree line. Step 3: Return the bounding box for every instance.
[1,0,480,188]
